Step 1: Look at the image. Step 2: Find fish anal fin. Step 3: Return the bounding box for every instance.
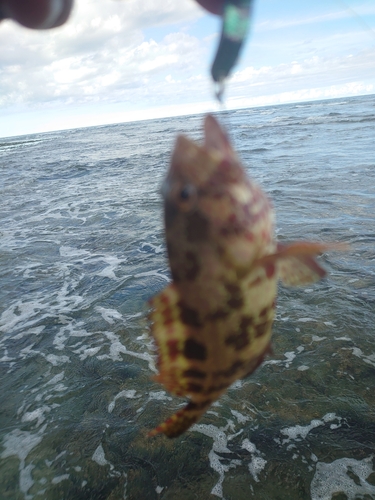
[148,400,211,438]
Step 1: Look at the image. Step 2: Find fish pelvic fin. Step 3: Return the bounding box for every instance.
[256,241,347,286]
[148,400,211,438]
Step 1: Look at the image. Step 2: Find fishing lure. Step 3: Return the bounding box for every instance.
[211,0,255,101]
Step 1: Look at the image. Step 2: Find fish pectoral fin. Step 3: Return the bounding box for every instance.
[149,284,205,397]
[148,400,211,438]
[256,242,345,286]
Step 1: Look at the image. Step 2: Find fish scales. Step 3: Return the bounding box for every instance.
[149,114,332,438]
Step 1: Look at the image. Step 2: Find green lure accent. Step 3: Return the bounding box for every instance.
[211,0,254,101]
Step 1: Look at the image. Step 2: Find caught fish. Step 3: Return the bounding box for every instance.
[149,115,335,438]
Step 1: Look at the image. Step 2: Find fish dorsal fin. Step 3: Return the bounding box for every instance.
[149,284,208,397]
[254,242,340,286]
[204,114,233,158]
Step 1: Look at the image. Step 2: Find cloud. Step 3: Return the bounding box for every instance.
[0,0,204,108]
[230,47,375,97]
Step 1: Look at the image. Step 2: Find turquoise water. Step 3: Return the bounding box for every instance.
[0,94,375,499]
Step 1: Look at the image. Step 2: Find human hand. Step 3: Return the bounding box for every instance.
[195,0,224,15]
[0,0,66,28]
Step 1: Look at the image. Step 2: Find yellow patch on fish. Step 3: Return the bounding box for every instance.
[148,115,335,438]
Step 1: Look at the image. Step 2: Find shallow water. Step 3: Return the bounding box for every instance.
[0,94,375,499]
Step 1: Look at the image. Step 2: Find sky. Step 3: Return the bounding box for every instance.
[0,0,374,137]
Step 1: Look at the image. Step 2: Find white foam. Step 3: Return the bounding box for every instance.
[44,371,65,386]
[21,406,51,427]
[59,246,91,258]
[97,331,156,372]
[279,414,342,445]
[284,352,296,367]
[311,455,375,500]
[1,425,47,497]
[72,345,103,360]
[92,444,114,470]
[108,389,140,413]
[192,424,233,498]
[249,456,267,483]
[140,242,164,254]
[135,270,171,282]
[44,354,70,366]
[51,474,70,484]
[345,347,375,368]
[242,438,267,482]
[20,463,35,495]
[95,306,123,325]
[230,410,250,424]
[148,391,172,402]
[311,335,327,342]
[298,365,309,371]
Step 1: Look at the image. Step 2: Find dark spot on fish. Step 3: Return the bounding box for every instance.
[183,338,207,361]
[186,382,203,393]
[167,340,179,361]
[225,330,249,350]
[254,320,271,338]
[265,262,276,279]
[183,369,207,379]
[207,308,230,321]
[227,296,244,309]
[163,312,174,326]
[259,306,269,317]
[225,315,253,350]
[184,251,200,281]
[220,225,244,238]
[179,302,202,327]
[225,282,244,310]
[240,316,254,329]
[186,211,209,243]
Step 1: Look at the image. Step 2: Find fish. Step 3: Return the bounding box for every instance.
[148,114,335,438]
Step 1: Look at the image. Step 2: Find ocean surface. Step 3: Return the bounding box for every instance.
[1,94,375,500]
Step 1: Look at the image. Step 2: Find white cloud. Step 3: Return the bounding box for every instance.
[0,0,204,109]
[230,47,375,97]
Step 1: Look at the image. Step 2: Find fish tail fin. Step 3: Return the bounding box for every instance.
[148,400,211,438]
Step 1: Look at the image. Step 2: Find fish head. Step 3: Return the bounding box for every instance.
[162,115,245,213]
[162,115,274,276]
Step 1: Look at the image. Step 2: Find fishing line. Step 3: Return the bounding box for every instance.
[336,0,375,41]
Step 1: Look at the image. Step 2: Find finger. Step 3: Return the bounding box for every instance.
[1,0,73,29]
[195,0,224,15]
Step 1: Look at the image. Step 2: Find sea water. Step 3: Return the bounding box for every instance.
[0,94,374,499]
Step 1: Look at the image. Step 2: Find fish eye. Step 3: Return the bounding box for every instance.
[179,184,196,202]
[175,183,197,211]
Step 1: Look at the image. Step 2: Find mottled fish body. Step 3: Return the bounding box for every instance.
[149,115,330,438]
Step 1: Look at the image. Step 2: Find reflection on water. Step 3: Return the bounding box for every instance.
[0,94,375,499]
